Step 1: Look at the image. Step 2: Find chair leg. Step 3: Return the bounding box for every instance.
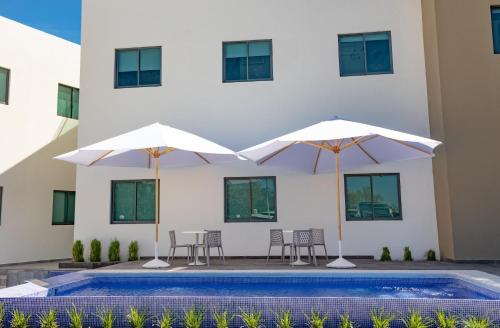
[171,247,176,264]
[217,247,221,260]
[281,246,285,263]
[323,244,328,261]
[311,246,317,266]
[206,247,210,267]
[221,247,225,264]
[166,247,172,264]
[308,247,312,263]
[267,245,272,263]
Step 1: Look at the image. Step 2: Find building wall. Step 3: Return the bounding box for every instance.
[0,17,80,264]
[423,0,500,261]
[76,0,439,260]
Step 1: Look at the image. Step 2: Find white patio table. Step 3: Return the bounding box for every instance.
[183,230,208,266]
[283,230,309,266]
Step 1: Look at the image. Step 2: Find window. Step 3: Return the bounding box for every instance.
[115,47,161,88]
[223,40,273,82]
[345,174,402,221]
[338,32,393,76]
[57,84,79,119]
[52,191,75,225]
[111,180,156,223]
[224,177,277,222]
[492,7,500,54]
[0,67,9,105]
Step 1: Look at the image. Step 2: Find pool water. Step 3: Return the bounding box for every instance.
[51,274,500,300]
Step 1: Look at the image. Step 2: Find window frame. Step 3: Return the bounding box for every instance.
[57,83,79,119]
[110,179,159,224]
[338,31,394,77]
[492,6,500,54]
[114,46,162,89]
[224,176,277,223]
[344,173,402,221]
[222,40,274,83]
[0,66,10,105]
[52,190,75,226]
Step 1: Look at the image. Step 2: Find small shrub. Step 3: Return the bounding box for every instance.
[339,314,355,328]
[305,310,327,328]
[0,302,4,328]
[128,241,139,261]
[275,309,294,328]
[462,316,492,328]
[183,306,203,328]
[97,309,115,328]
[239,308,262,328]
[72,240,84,262]
[213,310,233,328]
[404,246,413,261]
[426,250,437,261]
[370,309,394,328]
[90,239,102,262]
[435,311,457,328]
[66,305,84,328]
[10,310,30,328]
[38,309,58,328]
[401,311,432,328]
[380,247,392,261]
[127,307,147,328]
[154,308,174,328]
[108,239,120,262]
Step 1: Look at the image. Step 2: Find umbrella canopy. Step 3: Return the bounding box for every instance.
[56,122,238,269]
[239,117,442,268]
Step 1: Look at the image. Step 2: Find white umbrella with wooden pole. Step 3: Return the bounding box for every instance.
[239,117,441,268]
[55,122,238,269]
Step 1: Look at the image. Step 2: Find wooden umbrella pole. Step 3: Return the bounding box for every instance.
[155,156,159,245]
[335,150,342,243]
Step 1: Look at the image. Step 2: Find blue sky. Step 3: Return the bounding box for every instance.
[0,0,81,44]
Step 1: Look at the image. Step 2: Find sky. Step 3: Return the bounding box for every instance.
[0,0,82,44]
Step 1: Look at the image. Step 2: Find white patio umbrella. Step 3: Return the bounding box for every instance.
[239,117,441,268]
[55,122,237,269]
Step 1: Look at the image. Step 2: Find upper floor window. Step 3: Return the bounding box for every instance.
[345,173,402,221]
[115,47,161,88]
[57,84,79,119]
[338,32,393,76]
[111,180,156,224]
[0,67,10,105]
[52,190,75,225]
[492,7,500,54]
[223,40,273,82]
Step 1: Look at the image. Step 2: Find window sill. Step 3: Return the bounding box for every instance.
[222,78,274,83]
[111,221,156,224]
[224,218,277,223]
[52,223,74,226]
[114,84,162,89]
[346,217,402,222]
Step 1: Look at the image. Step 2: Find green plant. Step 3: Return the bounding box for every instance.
[462,316,492,328]
[154,308,174,328]
[10,310,30,328]
[127,307,147,328]
[66,305,84,328]
[38,309,58,328]
[401,311,432,328]
[213,310,233,328]
[275,309,293,328]
[426,250,437,261]
[97,309,115,328]
[380,247,392,261]
[239,308,262,328]
[128,241,139,261]
[90,239,102,262]
[0,303,4,328]
[404,246,413,261]
[370,309,394,328]
[183,306,203,328]
[108,239,120,262]
[72,240,84,262]
[435,311,457,328]
[305,310,328,328]
[339,314,354,328]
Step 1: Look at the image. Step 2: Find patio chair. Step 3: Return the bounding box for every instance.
[267,229,291,263]
[290,229,317,266]
[195,230,225,267]
[311,228,328,261]
[167,230,193,264]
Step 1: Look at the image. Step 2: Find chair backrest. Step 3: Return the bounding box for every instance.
[311,228,325,245]
[270,229,284,246]
[206,230,222,247]
[169,230,176,247]
[293,230,313,247]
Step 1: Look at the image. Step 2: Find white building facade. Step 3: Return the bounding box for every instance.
[0,17,80,264]
[76,0,439,261]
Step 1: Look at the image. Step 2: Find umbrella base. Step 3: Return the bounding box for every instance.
[142,258,170,269]
[326,257,356,269]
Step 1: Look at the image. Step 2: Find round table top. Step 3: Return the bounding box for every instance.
[183,230,208,234]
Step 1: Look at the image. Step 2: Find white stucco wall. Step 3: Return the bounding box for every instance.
[0,17,80,264]
[76,0,439,260]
